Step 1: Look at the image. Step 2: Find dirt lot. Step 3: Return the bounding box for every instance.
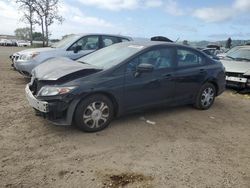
[0,46,250,188]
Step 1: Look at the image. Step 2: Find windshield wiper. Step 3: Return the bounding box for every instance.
[226,56,235,60]
[77,61,90,65]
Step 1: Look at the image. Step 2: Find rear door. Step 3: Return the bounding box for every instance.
[174,47,208,102]
[123,46,176,110]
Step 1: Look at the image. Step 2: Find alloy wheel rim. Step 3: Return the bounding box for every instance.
[201,87,214,107]
[83,101,109,128]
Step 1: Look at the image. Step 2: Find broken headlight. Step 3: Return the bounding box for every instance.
[38,86,77,96]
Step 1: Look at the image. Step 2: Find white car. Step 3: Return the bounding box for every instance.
[17,40,31,47]
[221,46,250,90]
[218,46,249,59]
[0,39,13,46]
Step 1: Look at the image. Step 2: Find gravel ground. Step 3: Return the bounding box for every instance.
[0,46,250,188]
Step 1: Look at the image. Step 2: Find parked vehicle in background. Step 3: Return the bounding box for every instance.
[0,39,13,46]
[17,40,31,47]
[207,44,220,50]
[221,46,250,90]
[25,41,226,132]
[151,36,173,42]
[11,33,132,76]
[201,48,220,60]
[217,46,248,59]
[0,39,5,46]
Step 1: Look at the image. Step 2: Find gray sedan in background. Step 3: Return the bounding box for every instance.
[10,33,132,76]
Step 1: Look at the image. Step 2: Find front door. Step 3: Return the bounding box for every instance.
[123,47,176,111]
[66,35,100,60]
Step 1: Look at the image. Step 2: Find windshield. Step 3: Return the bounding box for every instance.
[51,34,78,48]
[77,43,144,69]
[227,48,250,61]
[226,46,244,56]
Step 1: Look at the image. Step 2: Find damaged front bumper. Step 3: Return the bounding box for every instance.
[25,84,81,125]
[25,85,49,112]
[225,73,250,90]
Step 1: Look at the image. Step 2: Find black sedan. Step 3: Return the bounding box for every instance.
[26,41,226,132]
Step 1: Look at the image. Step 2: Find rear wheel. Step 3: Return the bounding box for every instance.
[194,83,216,110]
[74,94,114,132]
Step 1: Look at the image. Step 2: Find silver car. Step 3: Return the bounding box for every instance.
[217,45,249,59]
[10,33,132,76]
[221,46,250,90]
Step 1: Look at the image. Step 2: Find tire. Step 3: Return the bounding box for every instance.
[194,83,216,110]
[74,94,114,132]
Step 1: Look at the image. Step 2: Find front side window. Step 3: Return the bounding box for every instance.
[51,34,78,48]
[127,48,175,72]
[121,38,130,42]
[69,36,99,51]
[177,48,205,67]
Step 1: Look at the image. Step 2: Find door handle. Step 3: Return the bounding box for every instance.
[200,69,206,73]
[163,74,172,79]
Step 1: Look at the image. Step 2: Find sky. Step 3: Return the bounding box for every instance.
[0,0,250,41]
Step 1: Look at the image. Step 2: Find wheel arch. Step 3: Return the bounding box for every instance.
[78,91,120,116]
[203,78,219,96]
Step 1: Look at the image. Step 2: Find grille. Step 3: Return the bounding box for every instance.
[15,56,19,61]
[226,72,244,77]
[30,79,38,95]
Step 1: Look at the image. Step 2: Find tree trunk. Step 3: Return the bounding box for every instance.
[29,6,33,46]
[41,19,45,47]
[30,23,33,45]
[45,18,49,46]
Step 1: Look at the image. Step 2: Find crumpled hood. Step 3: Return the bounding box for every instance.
[221,59,250,75]
[16,47,56,55]
[33,57,101,80]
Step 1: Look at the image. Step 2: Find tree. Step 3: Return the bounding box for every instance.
[16,0,64,47]
[33,3,46,46]
[33,0,64,46]
[16,0,36,45]
[32,32,43,41]
[62,34,74,40]
[14,27,31,40]
[183,40,189,46]
[226,37,232,49]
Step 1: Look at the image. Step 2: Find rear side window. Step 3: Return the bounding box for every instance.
[121,38,130,42]
[177,48,205,67]
[102,36,120,47]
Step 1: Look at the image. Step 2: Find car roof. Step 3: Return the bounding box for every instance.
[231,45,250,49]
[202,48,217,50]
[116,41,198,50]
[75,33,132,39]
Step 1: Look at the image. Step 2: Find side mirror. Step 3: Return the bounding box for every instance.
[135,63,154,77]
[136,63,154,73]
[73,45,82,53]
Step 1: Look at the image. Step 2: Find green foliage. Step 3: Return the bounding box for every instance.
[32,32,43,41]
[14,27,30,40]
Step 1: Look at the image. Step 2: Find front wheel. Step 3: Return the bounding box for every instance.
[194,83,216,110]
[74,94,114,132]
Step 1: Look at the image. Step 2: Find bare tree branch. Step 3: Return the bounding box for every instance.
[16,0,36,45]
